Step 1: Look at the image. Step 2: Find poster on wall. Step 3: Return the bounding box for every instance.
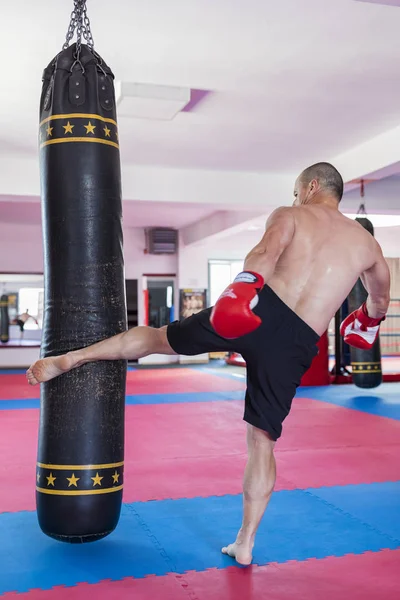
[179,289,207,319]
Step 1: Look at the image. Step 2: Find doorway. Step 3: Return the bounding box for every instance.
[147,279,175,328]
[125,279,138,330]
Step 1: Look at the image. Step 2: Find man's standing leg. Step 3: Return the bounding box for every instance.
[222,424,276,565]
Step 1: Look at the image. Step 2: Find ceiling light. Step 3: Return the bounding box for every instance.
[115,81,191,121]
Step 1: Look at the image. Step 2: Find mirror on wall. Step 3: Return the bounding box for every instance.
[0,274,44,345]
[0,275,140,347]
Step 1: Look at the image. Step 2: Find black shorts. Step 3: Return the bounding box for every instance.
[17,319,25,332]
[167,285,320,441]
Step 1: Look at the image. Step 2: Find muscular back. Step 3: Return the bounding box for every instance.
[261,206,380,335]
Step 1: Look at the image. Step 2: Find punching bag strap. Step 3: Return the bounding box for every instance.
[69,69,86,106]
[98,72,114,111]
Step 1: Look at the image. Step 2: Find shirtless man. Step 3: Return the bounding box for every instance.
[26,162,390,566]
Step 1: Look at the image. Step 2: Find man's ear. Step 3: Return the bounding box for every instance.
[309,178,319,194]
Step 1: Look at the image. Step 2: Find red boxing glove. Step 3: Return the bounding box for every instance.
[340,302,385,350]
[210,271,264,339]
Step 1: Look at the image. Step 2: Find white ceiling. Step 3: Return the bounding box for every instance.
[1,0,400,239]
[1,0,400,172]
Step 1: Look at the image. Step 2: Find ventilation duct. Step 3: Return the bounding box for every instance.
[145,228,178,254]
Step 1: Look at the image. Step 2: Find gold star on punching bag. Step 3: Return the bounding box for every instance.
[103,126,111,138]
[112,471,120,484]
[91,472,103,487]
[84,121,96,135]
[46,125,53,137]
[46,473,56,487]
[67,473,80,488]
[63,121,74,134]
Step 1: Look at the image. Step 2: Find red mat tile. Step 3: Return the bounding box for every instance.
[283,397,400,449]
[125,401,246,460]
[0,375,41,399]
[181,549,400,600]
[0,369,245,400]
[1,398,399,512]
[126,368,246,395]
[0,575,187,600]
[277,446,400,490]
[3,550,399,599]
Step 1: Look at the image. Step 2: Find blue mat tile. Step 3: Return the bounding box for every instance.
[0,483,398,594]
[125,390,244,405]
[0,390,245,411]
[308,482,400,540]
[0,505,169,594]
[196,366,400,421]
[134,487,399,572]
[0,399,40,410]
[296,383,400,420]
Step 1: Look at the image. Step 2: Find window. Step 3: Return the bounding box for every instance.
[208,260,244,306]
[18,288,44,329]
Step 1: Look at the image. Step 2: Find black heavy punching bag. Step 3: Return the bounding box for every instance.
[347,217,382,388]
[36,2,127,542]
[0,295,9,344]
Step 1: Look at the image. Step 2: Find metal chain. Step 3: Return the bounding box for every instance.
[63,0,95,53]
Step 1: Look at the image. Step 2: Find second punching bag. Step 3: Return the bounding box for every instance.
[347,217,382,389]
[0,295,9,344]
[37,35,127,541]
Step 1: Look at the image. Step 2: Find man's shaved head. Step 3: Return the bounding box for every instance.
[299,162,344,202]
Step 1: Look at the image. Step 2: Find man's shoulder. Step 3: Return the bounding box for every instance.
[348,216,378,242]
[267,206,295,223]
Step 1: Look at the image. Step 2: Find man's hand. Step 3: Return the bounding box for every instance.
[340,302,386,350]
[210,271,264,339]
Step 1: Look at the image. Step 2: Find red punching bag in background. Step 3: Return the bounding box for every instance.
[300,331,330,387]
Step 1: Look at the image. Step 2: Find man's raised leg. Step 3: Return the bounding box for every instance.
[26,326,176,386]
[222,423,276,565]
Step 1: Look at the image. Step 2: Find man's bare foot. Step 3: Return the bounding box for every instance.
[221,535,254,566]
[26,354,75,386]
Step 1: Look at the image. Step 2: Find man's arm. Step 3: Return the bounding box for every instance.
[244,207,295,283]
[209,207,295,338]
[361,248,391,320]
[340,245,390,350]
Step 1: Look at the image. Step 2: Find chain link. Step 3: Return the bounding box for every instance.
[63,0,95,54]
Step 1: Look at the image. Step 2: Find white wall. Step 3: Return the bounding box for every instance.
[178,230,257,290]
[0,223,44,273]
[124,228,177,279]
[0,220,397,293]
[0,223,177,366]
[0,218,398,367]
[375,226,400,258]
[0,223,177,278]
[178,241,209,289]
